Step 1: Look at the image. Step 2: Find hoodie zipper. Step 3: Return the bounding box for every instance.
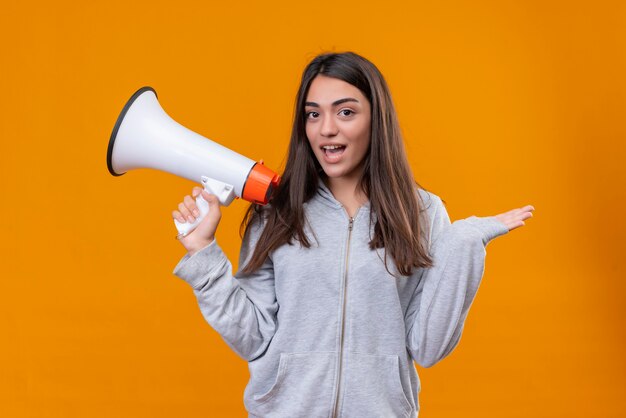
[331,216,354,418]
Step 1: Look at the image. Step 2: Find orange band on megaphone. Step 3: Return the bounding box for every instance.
[242,161,281,205]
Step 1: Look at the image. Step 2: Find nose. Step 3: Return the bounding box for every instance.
[320,115,339,137]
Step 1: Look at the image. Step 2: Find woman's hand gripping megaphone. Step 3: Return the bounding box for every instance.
[173,186,222,255]
[173,176,236,255]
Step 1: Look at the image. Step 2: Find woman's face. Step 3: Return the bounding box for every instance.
[305,75,371,181]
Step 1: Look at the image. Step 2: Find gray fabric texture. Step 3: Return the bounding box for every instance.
[173,178,509,417]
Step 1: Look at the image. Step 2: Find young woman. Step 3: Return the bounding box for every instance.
[171,52,534,418]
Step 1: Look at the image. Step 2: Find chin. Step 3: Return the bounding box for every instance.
[321,166,350,179]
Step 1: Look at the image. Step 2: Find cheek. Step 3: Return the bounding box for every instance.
[306,128,315,148]
[305,126,320,154]
[305,124,315,144]
[352,124,371,156]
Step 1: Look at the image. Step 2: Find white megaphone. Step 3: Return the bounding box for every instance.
[107,86,281,238]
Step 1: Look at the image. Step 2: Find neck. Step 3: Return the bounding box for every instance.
[322,173,369,207]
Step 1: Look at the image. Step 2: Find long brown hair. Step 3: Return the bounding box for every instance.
[240,51,436,276]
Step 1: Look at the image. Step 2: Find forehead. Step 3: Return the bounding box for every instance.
[305,75,367,104]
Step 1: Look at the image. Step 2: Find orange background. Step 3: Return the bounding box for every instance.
[1,1,625,417]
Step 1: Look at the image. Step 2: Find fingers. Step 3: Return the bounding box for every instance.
[192,186,203,198]
[175,194,199,223]
[509,205,535,223]
[511,205,534,213]
[172,210,185,223]
[202,193,222,220]
[184,195,201,217]
[505,205,535,219]
[178,201,195,223]
[201,190,212,201]
[520,205,534,220]
[202,191,220,205]
[173,189,221,224]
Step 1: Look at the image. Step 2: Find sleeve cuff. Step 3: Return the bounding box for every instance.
[172,239,229,289]
[461,216,510,245]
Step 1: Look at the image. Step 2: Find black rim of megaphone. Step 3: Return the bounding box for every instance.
[107,86,158,176]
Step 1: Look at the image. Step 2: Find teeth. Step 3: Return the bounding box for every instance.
[322,145,344,150]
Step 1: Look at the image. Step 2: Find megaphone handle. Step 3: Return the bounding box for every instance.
[174,193,210,238]
[174,176,237,238]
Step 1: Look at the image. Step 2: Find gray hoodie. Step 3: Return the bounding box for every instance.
[173,178,509,418]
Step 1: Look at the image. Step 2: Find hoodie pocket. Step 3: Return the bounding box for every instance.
[339,352,413,418]
[251,351,336,417]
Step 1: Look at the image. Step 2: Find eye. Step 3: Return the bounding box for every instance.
[339,109,354,117]
[306,111,319,119]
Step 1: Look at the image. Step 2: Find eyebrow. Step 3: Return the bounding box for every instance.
[305,98,360,107]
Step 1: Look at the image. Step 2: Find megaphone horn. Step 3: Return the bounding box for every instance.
[107,86,281,237]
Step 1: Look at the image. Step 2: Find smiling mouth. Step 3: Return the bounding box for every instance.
[322,145,346,157]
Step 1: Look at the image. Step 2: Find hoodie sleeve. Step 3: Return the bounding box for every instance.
[172,214,277,362]
[405,194,509,368]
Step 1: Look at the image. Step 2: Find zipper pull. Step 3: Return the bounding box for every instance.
[349,217,354,231]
